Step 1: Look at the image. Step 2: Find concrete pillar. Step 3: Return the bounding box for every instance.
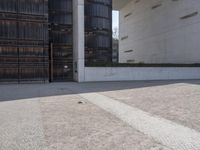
[73,0,85,82]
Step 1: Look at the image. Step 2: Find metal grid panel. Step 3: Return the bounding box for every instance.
[0,0,49,83]
[85,0,113,66]
[49,0,73,82]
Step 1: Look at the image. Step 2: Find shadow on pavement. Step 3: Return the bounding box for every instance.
[0,80,200,102]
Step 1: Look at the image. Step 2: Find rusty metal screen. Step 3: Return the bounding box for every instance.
[0,0,49,82]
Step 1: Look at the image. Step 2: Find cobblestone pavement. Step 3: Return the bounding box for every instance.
[0,80,199,150]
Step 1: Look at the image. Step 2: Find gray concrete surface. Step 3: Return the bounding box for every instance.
[100,81,200,132]
[0,80,200,150]
[80,92,200,150]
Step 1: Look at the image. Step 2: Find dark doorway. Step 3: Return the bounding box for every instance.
[48,0,73,82]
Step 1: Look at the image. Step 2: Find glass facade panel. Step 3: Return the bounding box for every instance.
[85,0,112,65]
[0,0,113,82]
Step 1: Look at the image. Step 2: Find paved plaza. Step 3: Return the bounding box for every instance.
[0,80,200,150]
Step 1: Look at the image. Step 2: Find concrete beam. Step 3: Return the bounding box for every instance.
[113,0,132,10]
[73,0,85,82]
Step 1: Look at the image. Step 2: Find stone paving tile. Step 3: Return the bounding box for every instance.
[0,99,45,150]
[80,92,200,150]
[0,81,199,150]
[100,82,200,132]
[0,84,171,150]
[40,94,170,150]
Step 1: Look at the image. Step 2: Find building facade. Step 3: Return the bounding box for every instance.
[1,0,200,83]
[0,0,113,82]
[84,0,112,66]
[117,0,200,64]
[112,38,119,63]
[0,0,49,82]
[49,0,73,81]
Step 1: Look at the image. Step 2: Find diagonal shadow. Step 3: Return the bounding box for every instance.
[0,80,200,102]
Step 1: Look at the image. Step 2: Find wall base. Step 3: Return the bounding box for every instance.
[83,67,200,82]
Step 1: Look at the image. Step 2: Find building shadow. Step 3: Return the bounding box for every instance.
[0,80,200,102]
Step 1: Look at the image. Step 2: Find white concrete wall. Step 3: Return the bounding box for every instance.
[73,0,85,82]
[119,0,200,64]
[73,0,200,83]
[84,67,200,82]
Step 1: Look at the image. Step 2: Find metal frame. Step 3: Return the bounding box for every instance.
[48,0,73,82]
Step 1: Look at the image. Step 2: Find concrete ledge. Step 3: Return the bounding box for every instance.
[84,67,200,82]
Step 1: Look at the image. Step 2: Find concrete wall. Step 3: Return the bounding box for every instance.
[84,67,200,82]
[119,0,200,64]
[73,0,85,82]
[73,0,200,83]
